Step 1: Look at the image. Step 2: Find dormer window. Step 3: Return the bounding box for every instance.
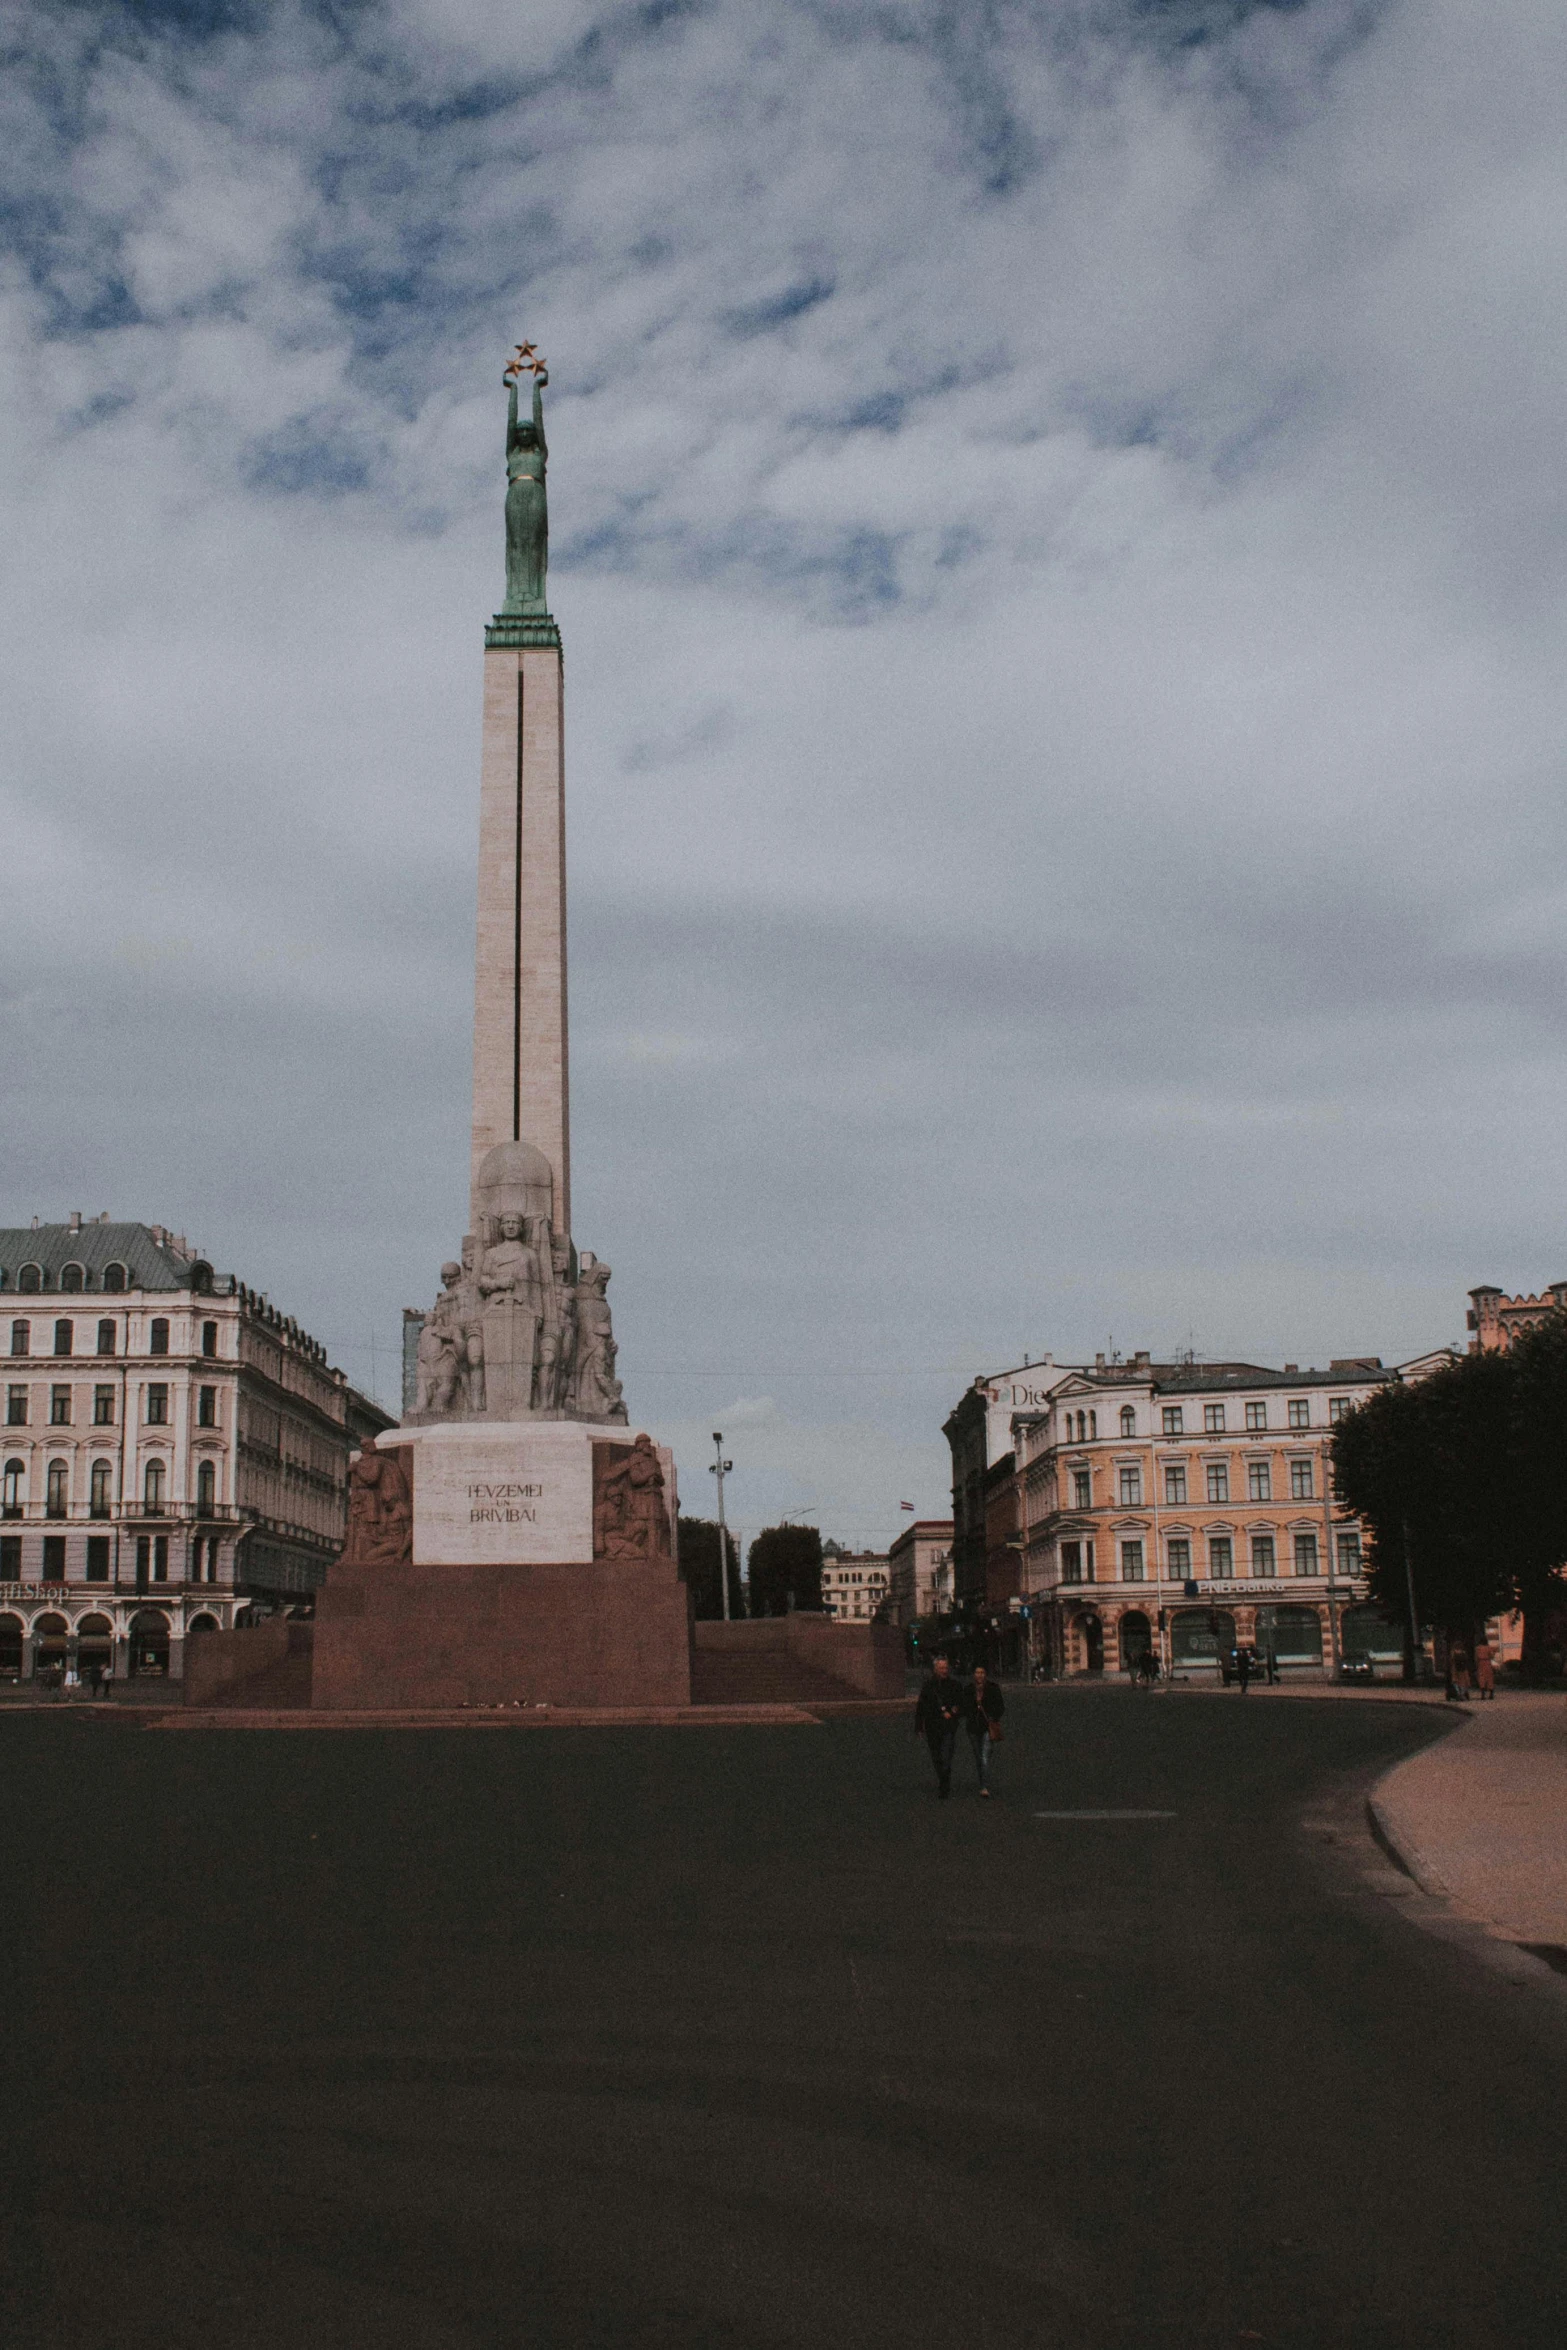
[18,1265,42,1294]
[60,1264,84,1294]
[102,1265,126,1294]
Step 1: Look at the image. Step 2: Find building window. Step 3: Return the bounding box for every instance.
[60,1264,84,1294]
[18,1265,41,1294]
[1251,1534,1276,1576]
[1288,1399,1310,1429]
[42,1535,66,1580]
[7,1387,27,1427]
[1337,1531,1362,1576]
[202,1320,218,1358]
[1294,1533,1319,1576]
[1061,1542,1082,1584]
[1162,1406,1183,1435]
[93,1386,114,1426]
[90,1460,112,1518]
[1118,1466,1142,1506]
[1121,1539,1145,1582]
[1289,1460,1314,1500]
[46,1460,68,1518]
[1166,1536,1191,1580]
[9,1320,28,1357]
[1247,1461,1271,1502]
[53,1319,73,1356]
[149,1319,170,1357]
[1208,1535,1233,1578]
[144,1459,166,1514]
[1119,1405,1136,1437]
[1164,1464,1187,1504]
[153,1534,169,1582]
[198,1385,217,1428]
[1203,1403,1226,1435]
[146,1384,168,1426]
[102,1264,126,1294]
[1328,1397,1351,1423]
[1206,1463,1229,1504]
[49,1385,71,1426]
[97,1320,116,1355]
[2,1459,22,1517]
[1245,1401,1267,1432]
[1072,1469,1092,1510]
[86,1536,110,1582]
[0,1535,19,1578]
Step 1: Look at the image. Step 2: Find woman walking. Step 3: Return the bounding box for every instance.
[1450,1644,1473,1702]
[1474,1637,1496,1699]
[962,1665,1006,1797]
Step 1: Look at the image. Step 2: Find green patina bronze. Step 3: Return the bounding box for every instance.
[488,348,561,649]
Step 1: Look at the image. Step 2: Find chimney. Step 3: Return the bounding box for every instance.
[1133,1349,1150,1373]
[1095,1352,1106,1372]
[99,1211,111,1224]
[69,1211,82,1234]
[1283,1363,1298,1374]
[149,1225,165,1246]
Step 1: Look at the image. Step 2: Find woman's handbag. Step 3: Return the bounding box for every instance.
[986,1714,1003,1744]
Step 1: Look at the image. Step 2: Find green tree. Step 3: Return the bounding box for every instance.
[747,1523,822,1617]
[676,1516,742,1620]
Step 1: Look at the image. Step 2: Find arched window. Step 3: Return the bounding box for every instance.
[60,1264,84,1294]
[46,1460,68,1519]
[1120,1405,1136,1437]
[18,1264,42,1294]
[2,1459,22,1517]
[196,1460,216,1513]
[149,1318,170,1357]
[90,1460,112,1518]
[102,1264,126,1294]
[144,1458,166,1515]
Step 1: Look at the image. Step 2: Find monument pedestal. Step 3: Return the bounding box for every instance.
[310,1419,690,1711]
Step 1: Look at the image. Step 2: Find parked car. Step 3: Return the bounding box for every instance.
[1339,1654,1378,1682]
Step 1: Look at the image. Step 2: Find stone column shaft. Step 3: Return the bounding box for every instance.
[470,639,571,1234]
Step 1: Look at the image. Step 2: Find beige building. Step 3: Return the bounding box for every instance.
[1013,1356,1440,1680]
[820,1546,890,1622]
[887,1518,954,1627]
[0,1217,390,1684]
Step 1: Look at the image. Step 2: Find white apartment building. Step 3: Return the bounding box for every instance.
[887,1518,955,1627]
[0,1217,390,1684]
[820,1546,890,1622]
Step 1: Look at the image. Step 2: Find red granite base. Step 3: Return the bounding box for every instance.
[309,1555,693,1711]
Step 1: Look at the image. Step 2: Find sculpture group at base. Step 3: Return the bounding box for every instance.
[406,1139,626,1427]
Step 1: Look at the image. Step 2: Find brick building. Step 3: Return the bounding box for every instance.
[0,1216,391,1685]
[1466,1282,1567,1353]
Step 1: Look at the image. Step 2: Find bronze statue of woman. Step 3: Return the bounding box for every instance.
[502,358,549,614]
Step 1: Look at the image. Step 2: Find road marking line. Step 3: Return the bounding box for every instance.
[1033,1809,1177,1820]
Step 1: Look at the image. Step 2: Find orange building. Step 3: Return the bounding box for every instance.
[1467,1282,1567,1353]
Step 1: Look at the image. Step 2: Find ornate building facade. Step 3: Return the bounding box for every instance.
[820,1546,890,1622]
[1466,1281,1567,1353]
[886,1518,954,1627]
[0,1217,391,1684]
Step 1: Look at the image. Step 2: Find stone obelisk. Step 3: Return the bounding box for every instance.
[471,353,569,1238]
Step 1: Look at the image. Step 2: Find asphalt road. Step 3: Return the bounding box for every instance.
[5,1691,1566,2350]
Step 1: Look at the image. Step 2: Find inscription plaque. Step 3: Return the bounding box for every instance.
[411,1425,595,1566]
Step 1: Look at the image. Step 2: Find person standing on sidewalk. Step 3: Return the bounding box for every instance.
[961,1664,1005,1796]
[1451,1644,1473,1702]
[1474,1637,1496,1699]
[914,1654,964,1799]
[1236,1645,1252,1693]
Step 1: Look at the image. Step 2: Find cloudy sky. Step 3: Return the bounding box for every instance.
[3,0,1565,1550]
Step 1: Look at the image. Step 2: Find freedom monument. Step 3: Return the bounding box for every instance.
[306,349,691,1709]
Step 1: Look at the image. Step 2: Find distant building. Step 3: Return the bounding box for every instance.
[1012,1355,1425,1680]
[0,1216,391,1685]
[886,1518,954,1626]
[820,1545,890,1622]
[1467,1283,1567,1353]
[942,1357,1080,1606]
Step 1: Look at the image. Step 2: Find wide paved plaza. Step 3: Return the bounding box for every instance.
[5,1690,1567,2348]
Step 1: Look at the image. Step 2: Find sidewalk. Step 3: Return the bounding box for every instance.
[1370,1693,1567,1948]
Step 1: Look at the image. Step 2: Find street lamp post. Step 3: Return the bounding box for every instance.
[709,1433,733,1622]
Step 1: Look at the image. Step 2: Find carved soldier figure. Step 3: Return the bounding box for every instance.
[593,1434,669,1560]
[344,1435,413,1567]
[570,1256,625,1423]
[414,1263,464,1416]
[536,1231,577,1415]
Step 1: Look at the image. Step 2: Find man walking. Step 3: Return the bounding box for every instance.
[961,1663,1005,1795]
[914,1654,964,1799]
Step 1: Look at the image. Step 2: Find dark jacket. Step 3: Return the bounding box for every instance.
[961,1679,1005,1732]
[915,1673,964,1736]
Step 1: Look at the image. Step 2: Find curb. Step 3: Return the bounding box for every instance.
[1365,1795,1451,1898]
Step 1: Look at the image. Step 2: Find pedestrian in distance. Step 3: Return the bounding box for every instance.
[1450,1644,1472,1702]
[1236,1645,1252,1693]
[1264,1643,1279,1684]
[914,1654,964,1799]
[961,1664,1005,1796]
[1474,1637,1496,1699]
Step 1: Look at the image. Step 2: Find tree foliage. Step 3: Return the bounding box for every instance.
[1331,1321,1567,1667]
[746,1523,823,1617]
[676,1516,742,1620]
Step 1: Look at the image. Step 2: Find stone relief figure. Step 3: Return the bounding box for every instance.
[413,1262,464,1416]
[478,1211,547,1416]
[570,1256,626,1423]
[536,1231,577,1414]
[455,1238,486,1412]
[343,1435,413,1567]
[501,354,548,615]
[593,1434,671,1561]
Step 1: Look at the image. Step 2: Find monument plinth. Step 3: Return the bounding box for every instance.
[309,348,690,1710]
